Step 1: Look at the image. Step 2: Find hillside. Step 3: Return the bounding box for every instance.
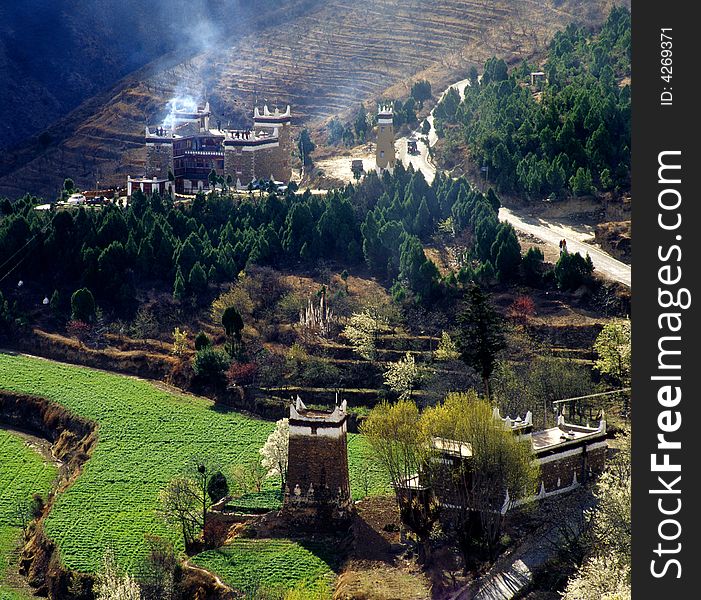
[0,0,620,199]
[0,0,305,153]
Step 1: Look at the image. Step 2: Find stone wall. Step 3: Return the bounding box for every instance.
[538,441,607,494]
[286,433,350,506]
[224,147,256,186]
[145,143,173,178]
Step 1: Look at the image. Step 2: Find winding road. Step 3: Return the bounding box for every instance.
[395,81,631,288]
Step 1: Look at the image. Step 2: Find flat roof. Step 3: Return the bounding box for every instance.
[531,425,603,451]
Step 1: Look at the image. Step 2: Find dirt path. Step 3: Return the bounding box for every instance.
[396,78,471,185]
[394,78,631,288]
[499,208,631,287]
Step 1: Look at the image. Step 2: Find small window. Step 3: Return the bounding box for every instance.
[380,150,385,158]
[380,126,385,133]
[311,426,318,435]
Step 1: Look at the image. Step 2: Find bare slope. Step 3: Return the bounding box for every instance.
[0,0,619,199]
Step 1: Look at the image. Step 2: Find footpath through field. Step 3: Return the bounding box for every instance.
[395,80,631,288]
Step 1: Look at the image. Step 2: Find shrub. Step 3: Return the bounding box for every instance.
[226,362,258,388]
[67,320,92,343]
[193,347,230,378]
[207,471,229,503]
[194,331,211,351]
[71,288,96,322]
[555,251,594,290]
[508,295,536,323]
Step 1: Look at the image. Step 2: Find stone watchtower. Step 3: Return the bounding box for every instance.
[144,126,174,179]
[375,104,395,170]
[284,397,352,524]
[253,105,292,182]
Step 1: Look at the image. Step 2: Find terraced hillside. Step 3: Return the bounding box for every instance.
[0,0,623,199]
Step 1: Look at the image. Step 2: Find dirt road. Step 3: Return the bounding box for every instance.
[396,78,471,185]
[499,208,631,287]
[396,80,631,288]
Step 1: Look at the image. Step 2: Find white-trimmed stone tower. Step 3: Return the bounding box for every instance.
[284,397,352,523]
[375,103,395,170]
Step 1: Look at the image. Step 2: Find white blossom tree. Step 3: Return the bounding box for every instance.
[384,352,422,400]
[562,432,631,599]
[434,331,460,361]
[260,418,289,493]
[96,549,141,600]
[342,309,390,361]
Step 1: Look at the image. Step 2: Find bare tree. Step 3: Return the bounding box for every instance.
[158,477,200,552]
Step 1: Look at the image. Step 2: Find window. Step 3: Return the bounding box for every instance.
[380,150,385,158]
[311,426,318,435]
[380,126,385,133]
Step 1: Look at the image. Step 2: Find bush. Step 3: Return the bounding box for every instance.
[226,362,258,388]
[193,347,230,378]
[71,288,96,322]
[207,471,229,503]
[555,251,594,290]
[195,331,211,351]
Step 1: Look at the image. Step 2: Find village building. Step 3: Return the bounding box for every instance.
[407,407,607,514]
[283,397,352,524]
[137,101,292,195]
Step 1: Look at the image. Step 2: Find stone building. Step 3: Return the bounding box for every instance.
[253,105,292,182]
[283,397,352,524]
[375,104,395,170]
[139,101,292,195]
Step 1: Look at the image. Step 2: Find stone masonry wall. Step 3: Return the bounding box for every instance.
[145,143,173,178]
[286,434,350,504]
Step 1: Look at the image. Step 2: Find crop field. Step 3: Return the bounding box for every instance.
[0,353,389,576]
[0,429,58,599]
[193,539,337,598]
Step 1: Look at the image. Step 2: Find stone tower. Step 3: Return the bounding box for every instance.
[375,104,395,170]
[284,397,352,524]
[144,126,174,179]
[253,105,292,182]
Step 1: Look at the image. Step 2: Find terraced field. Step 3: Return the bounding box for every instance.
[193,539,337,598]
[0,353,389,576]
[0,429,58,599]
[0,0,621,198]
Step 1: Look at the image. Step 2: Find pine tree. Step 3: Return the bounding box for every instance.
[492,224,521,282]
[173,267,186,301]
[188,262,208,295]
[455,283,506,399]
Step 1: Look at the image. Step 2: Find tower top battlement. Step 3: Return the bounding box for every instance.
[289,396,347,425]
[254,104,292,124]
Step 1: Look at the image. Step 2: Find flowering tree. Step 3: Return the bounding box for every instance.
[171,327,188,357]
[563,432,631,599]
[260,418,289,493]
[95,549,141,600]
[384,352,422,400]
[342,309,390,361]
[434,331,460,361]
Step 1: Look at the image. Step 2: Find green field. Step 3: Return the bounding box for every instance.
[193,539,337,598]
[0,353,389,578]
[0,429,58,599]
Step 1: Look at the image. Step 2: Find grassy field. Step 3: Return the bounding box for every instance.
[193,539,338,598]
[0,429,58,600]
[0,353,389,577]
